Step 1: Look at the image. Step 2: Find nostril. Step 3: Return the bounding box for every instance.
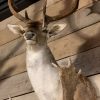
[32,33,35,36]
[25,33,33,40]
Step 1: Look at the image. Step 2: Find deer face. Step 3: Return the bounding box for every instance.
[8,22,66,45]
[7,22,40,41]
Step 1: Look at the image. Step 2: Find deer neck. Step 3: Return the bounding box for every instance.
[25,40,62,100]
[26,40,57,64]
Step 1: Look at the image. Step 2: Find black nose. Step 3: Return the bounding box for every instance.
[25,32,35,40]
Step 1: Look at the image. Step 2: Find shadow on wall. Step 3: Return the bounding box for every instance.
[0,38,24,84]
[0,0,40,87]
[59,0,100,76]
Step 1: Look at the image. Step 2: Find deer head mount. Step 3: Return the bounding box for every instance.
[7,0,97,100]
[7,0,79,45]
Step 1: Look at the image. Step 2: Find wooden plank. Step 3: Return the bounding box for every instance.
[0,37,25,61]
[78,0,94,9]
[89,74,100,97]
[0,72,33,100]
[58,44,100,76]
[0,0,99,46]
[0,53,26,80]
[7,92,39,100]
[0,0,60,30]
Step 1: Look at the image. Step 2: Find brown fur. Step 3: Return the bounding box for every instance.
[59,65,97,100]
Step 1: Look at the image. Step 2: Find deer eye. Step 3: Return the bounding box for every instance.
[32,33,35,36]
[42,28,48,33]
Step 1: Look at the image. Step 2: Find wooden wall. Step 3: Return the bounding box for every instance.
[0,0,100,99]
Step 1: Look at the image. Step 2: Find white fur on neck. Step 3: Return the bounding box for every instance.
[26,47,63,100]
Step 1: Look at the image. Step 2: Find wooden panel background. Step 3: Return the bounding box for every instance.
[0,0,100,99]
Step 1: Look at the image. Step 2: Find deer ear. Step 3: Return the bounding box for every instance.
[7,24,24,35]
[48,23,67,34]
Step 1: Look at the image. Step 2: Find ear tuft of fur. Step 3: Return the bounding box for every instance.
[54,23,67,32]
[7,24,24,35]
[48,23,67,34]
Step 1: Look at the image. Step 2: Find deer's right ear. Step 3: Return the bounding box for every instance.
[7,24,24,35]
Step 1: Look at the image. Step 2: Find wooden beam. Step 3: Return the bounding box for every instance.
[6,92,39,100]
[0,72,33,100]
[0,0,99,46]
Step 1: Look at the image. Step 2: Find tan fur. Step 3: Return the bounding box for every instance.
[60,65,97,100]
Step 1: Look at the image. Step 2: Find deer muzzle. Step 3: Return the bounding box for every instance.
[25,32,35,40]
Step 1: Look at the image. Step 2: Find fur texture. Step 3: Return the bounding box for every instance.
[26,44,63,100]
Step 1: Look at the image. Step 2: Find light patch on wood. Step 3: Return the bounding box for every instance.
[89,74,100,97]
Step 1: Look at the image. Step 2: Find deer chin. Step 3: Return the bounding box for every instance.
[26,40,34,45]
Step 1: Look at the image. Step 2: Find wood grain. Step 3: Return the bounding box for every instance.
[70,46,100,76]
[1,71,99,100]
[0,0,99,46]
[0,72,33,100]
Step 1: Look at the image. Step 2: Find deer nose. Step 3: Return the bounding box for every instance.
[25,32,35,40]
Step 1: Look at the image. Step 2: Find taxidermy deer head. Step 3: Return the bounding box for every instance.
[7,0,97,100]
[7,0,71,45]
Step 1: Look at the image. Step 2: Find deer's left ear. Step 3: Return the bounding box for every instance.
[7,24,24,35]
[48,23,67,35]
